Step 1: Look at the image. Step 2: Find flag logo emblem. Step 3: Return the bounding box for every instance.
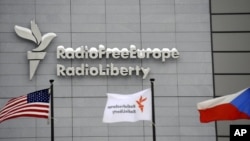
[136,96,147,112]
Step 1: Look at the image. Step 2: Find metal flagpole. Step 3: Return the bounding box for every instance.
[150,78,156,141]
[49,80,54,141]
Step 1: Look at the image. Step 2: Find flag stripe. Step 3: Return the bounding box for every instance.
[197,93,240,110]
[1,109,49,120]
[6,95,26,105]
[1,97,26,110]
[0,99,27,115]
[0,112,48,123]
[0,89,50,123]
[0,104,49,118]
[198,103,250,123]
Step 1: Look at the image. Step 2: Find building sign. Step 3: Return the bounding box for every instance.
[15,20,179,80]
[57,45,179,79]
[14,20,56,80]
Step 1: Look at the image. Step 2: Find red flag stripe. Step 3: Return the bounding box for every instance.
[1,108,49,119]
[0,104,49,119]
[0,98,26,113]
[6,95,26,105]
[0,102,27,115]
[0,103,49,116]
[0,112,49,123]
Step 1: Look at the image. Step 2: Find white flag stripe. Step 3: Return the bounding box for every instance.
[0,101,26,114]
[197,88,247,110]
[0,97,26,113]
[0,102,48,116]
[6,95,26,105]
[1,109,49,120]
[0,112,49,122]
[0,105,49,118]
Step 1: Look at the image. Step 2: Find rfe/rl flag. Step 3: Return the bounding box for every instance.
[103,88,152,123]
[0,89,50,123]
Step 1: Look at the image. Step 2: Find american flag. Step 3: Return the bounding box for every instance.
[0,89,50,123]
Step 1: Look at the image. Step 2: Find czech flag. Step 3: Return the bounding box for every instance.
[197,88,250,123]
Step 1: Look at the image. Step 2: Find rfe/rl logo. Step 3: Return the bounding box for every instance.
[230,125,250,141]
[14,20,56,80]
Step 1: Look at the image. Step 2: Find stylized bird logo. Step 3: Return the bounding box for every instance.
[14,20,56,80]
[136,96,147,112]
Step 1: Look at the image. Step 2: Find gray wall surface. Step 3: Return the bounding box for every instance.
[211,0,250,141]
[0,0,214,141]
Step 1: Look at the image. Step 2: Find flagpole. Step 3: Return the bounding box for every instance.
[49,79,54,141]
[150,78,156,141]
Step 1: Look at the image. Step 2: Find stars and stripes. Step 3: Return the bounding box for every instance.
[0,89,50,123]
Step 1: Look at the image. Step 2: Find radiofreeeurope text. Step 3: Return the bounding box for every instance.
[56,44,179,79]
